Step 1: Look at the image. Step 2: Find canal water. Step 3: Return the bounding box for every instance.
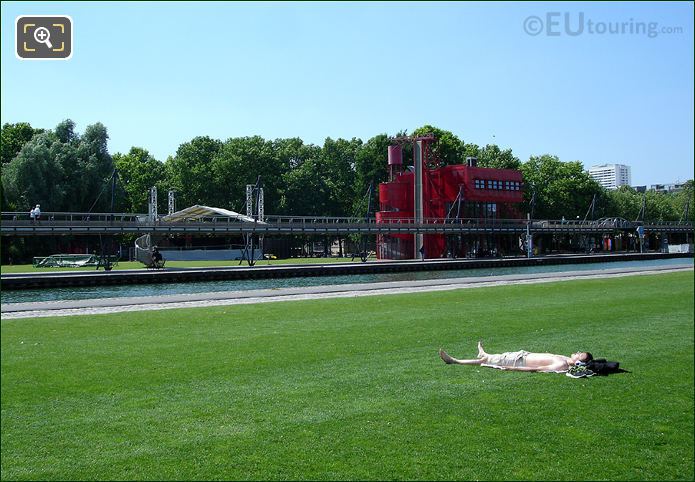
[2,257,691,305]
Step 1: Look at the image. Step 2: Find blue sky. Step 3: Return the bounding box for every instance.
[2,1,693,186]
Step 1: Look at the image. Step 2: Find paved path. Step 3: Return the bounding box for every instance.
[1,264,691,319]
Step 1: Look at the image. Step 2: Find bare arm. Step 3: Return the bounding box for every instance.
[497,364,565,373]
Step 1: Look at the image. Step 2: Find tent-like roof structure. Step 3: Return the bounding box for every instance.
[161,205,263,223]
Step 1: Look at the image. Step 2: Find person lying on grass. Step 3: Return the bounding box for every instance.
[439,340,592,373]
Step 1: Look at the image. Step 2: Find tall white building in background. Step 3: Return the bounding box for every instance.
[588,163,632,190]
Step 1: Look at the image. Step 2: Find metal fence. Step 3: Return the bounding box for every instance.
[1,211,693,236]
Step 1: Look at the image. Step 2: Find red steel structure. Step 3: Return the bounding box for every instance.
[377,135,525,259]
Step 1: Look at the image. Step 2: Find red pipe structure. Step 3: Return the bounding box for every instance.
[377,135,525,259]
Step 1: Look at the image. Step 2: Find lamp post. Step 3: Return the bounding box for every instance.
[526,186,536,258]
[526,213,532,258]
[637,225,644,253]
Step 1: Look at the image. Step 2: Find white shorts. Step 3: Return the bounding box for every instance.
[482,350,529,368]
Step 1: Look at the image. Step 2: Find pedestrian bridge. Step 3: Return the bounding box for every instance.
[1,211,692,236]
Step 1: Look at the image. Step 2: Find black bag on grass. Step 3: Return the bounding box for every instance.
[587,358,621,375]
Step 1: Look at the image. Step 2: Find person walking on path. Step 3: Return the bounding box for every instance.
[29,204,41,222]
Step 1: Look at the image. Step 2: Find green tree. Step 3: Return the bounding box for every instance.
[211,136,288,214]
[520,155,603,220]
[275,138,322,214]
[1,122,43,164]
[675,180,694,223]
[412,125,465,167]
[2,131,66,211]
[71,122,114,211]
[604,186,642,220]
[320,137,361,217]
[644,190,679,222]
[595,183,692,223]
[281,156,330,216]
[462,142,480,161]
[113,147,166,213]
[353,133,390,217]
[165,136,223,208]
[477,144,521,170]
[2,120,114,212]
[55,119,78,144]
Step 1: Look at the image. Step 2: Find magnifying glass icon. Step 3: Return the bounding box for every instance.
[33,27,53,49]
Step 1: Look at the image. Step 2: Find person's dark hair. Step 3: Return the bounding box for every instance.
[582,352,593,363]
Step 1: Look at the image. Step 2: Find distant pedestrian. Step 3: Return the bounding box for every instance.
[29,206,36,222]
[33,204,41,221]
[151,246,164,268]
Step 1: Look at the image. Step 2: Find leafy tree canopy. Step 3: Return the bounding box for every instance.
[2,120,113,212]
[2,120,692,224]
[1,122,43,165]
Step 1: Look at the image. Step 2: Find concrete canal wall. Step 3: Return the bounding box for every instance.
[1,252,691,290]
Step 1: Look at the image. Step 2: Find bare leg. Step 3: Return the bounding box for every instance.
[439,349,487,365]
[477,340,487,358]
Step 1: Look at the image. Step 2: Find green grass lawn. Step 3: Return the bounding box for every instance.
[1,272,693,480]
[0,256,374,274]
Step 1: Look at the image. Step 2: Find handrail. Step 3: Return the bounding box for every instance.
[1,211,693,227]
[1,211,145,223]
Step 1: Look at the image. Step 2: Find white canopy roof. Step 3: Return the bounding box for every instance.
[161,205,262,223]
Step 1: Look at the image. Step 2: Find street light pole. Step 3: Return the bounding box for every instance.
[526,213,532,258]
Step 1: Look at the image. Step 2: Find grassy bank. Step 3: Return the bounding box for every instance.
[1,272,693,480]
[0,256,376,274]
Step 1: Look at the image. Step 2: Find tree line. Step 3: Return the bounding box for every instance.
[2,120,693,223]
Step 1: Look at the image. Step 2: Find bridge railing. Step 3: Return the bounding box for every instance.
[641,220,694,227]
[1,212,692,232]
[1,211,144,223]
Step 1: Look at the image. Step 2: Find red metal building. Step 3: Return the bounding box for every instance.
[376,137,525,259]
